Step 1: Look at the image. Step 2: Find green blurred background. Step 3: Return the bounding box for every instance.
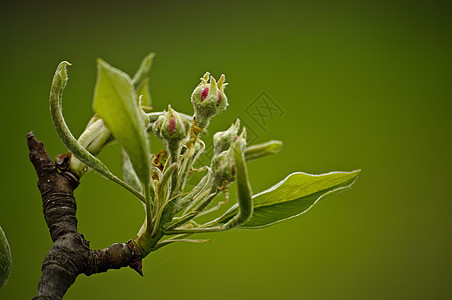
[1,0,451,299]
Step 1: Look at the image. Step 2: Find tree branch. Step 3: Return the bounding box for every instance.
[27,132,143,300]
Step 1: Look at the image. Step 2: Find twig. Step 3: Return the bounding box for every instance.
[27,132,143,300]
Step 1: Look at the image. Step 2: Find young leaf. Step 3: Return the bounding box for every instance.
[216,170,360,229]
[244,140,283,161]
[49,61,146,203]
[136,77,152,106]
[222,143,254,230]
[50,62,112,177]
[132,52,155,89]
[93,59,151,186]
[121,147,142,193]
[0,226,11,289]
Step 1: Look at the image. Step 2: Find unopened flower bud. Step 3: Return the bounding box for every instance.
[191,72,228,129]
[162,105,190,141]
[213,119,247,157]
[152,105,190,162]
[152,114,165,139]
[211,149,235,183]
[213,119,239,155]
[236,127,247,151]
[152,105,190,142]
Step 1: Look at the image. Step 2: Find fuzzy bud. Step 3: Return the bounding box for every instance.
[211,129,246,183]
[152,106,190,162]
[211,149,236,183]
[152,114,165,139]
[152,105,190,142]
[213,119,247,156]
[191,72,228,129]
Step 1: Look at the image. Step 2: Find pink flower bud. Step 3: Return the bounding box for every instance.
[169,117,176,134]
[191,72,228,128]
[217,91,222,107]
[201,87,209,101]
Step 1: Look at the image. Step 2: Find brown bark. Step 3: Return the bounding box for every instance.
[27,132,143,300]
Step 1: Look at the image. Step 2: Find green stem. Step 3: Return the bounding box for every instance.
[144,184,153,234]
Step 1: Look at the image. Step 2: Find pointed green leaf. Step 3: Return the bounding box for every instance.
[132,52,155,89]
[49,61,146,203]
[136,77,152,106]
[0,226,11,289]
[217,170,360,229]
[50,62,111,178]
[93,59,151,186]
[244,140,283,161]
[221,143,254,230]
[121,147,142,193]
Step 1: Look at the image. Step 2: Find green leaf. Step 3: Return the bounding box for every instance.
[217,170,360,229]
[93,58,151,187]
[132,52,155,89]
[136,77,152,106]
[0,226,11,289]
[121,147,143,194]
[50,62,111,178]
[49,61,146,203]
[222,143,254,230]
[244,140,283,161]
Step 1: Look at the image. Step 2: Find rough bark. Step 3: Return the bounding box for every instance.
[27,132,143,300]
